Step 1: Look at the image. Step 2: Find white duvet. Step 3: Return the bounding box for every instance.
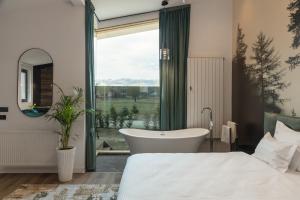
[118,152,300,200]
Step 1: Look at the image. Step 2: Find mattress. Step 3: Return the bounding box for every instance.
[118,152,300,200]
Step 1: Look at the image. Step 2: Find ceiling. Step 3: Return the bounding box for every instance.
[92,0,188,20]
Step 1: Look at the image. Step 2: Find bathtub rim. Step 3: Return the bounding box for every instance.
[119,128,209,139]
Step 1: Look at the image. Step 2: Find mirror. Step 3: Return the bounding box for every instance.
[18,48,53,117]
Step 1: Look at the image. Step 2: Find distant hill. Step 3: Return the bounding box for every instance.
[95,79,159,86]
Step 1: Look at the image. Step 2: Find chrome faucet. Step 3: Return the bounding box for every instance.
[201,107,214,152]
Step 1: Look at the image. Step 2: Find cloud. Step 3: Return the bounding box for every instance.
[95,29,159,85]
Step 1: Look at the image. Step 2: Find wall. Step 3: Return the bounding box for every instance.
[189,0,233,126]
[233,0,300,145]
[0,0,86,172]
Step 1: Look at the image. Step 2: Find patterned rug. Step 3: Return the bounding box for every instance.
[4,184,119,200]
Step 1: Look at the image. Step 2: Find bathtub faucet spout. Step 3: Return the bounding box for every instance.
[201,107,213,152]
[201,107,213,130]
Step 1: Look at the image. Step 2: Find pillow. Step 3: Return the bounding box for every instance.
[253,132,297,172]
[274,121,300,171]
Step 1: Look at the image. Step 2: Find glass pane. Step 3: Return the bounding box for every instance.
[21,71,27,100]
[95,28,160,153]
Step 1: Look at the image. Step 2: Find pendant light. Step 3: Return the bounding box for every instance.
[160,0,170,61]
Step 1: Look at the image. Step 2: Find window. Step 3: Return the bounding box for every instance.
[95,20,160,153]
[21,69,28,102]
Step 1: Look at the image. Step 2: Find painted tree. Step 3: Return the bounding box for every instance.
[234,25,248,72]
[287,0,300,70]
[250,32,289,113]
[233,25,260,98]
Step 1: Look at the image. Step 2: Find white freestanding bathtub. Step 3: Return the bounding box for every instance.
[119,128,209,154]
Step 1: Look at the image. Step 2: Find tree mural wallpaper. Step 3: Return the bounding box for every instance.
[233,0,300,148]
[233,25,265,146]
[234,25,248,71]
[250,32,289,113]
[287,0,300,70]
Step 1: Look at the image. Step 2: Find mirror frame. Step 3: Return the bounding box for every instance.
[17,48,54,118]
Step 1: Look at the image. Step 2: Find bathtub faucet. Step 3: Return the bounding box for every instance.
[201,107,214,152]
[201,107,213,130]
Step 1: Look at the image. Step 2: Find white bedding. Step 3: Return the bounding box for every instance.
[118,152,300,200]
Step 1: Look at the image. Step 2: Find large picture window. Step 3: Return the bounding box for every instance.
[95,20,160,153]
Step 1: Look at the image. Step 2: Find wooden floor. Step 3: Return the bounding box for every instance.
[0,172,122,199]
[199,139,230,152]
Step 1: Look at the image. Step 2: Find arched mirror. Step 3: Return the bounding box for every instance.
[17,48,53,117]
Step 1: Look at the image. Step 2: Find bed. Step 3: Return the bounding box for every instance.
[118,152,300,200]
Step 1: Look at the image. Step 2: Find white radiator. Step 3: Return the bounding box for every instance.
[0,130,57,167]
[187,57,224,138]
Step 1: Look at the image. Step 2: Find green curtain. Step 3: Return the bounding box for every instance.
[159,5,191,131]
[85,0,96,172]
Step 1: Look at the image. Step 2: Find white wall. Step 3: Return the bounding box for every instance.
[189,0,233,124]
[0,0,86,172]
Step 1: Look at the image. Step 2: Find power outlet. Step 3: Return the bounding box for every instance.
[0,107,8,112]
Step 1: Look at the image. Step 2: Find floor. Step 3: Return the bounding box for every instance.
[0,139,229,199]
[0,172,122,199]
[95,139,229,172]
[199,139,230,152]
[96,155,129,172]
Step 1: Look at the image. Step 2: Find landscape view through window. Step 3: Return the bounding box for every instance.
[95,28,160,153]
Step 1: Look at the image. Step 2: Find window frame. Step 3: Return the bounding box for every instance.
[95,19,159,39]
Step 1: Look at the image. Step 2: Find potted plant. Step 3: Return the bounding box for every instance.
[46,84,85,182]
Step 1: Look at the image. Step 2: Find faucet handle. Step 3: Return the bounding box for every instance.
[209,121,214,129]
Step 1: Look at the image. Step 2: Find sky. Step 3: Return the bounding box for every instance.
[95,29,159,86]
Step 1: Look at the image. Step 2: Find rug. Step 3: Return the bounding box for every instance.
[4,184,119,200]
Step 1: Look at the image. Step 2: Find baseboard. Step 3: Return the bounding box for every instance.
[0,166,85,173]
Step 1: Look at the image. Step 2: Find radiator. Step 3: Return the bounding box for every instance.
[187,57,224,138]
[0,130,57,167]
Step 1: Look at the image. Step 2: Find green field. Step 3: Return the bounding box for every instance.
[96,97,160,118]
[95,85,160,151]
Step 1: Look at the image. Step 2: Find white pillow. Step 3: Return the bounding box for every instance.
[274,121,300,171]
[253,132,297,172]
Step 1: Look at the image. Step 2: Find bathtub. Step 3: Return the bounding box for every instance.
[119,128,209,154]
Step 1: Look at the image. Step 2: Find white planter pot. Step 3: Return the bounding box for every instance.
[56,147,76,182]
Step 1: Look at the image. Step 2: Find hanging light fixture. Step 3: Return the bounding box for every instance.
[160,48,170,61]
[160,0,170,61]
